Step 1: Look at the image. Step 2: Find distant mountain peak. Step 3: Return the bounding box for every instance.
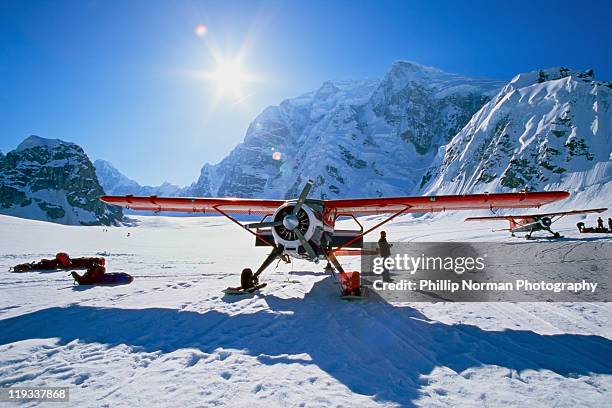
[93,159,123,175]
[94,159,183,197]
[379,60,503,99]
[313,81,341,100]
[389,60,440,74]
[383,60,440,84]
[507,67,596,90]
[16,135,78,152]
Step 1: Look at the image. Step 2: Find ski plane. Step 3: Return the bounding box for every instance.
[101,180,570,294]
[465,207,607,239]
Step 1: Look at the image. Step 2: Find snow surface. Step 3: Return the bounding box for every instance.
[0,212,611,407]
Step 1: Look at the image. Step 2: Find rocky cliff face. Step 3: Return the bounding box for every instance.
[419,67,612,209]
[0,136,123,225]
[187,61,502,199]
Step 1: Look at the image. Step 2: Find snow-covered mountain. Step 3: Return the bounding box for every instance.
[185,62,610,209]
[0,136,123,225]
[420,67,612,209]
[188,61,503,199]
[94,159,183,197]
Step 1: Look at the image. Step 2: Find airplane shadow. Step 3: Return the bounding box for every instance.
[554,235,611,242]
[0,280,611,406]
[287,270,328,277]
[509,235,612,244]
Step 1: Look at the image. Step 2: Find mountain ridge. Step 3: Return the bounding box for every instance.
[419,66,611,209]
[94,159,184,197]
[28,61,610,222]
[185,61,504,200]
[0,136,123,225]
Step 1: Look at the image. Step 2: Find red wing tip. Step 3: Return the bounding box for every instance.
[543,191,570,198]
[100,195,120,204]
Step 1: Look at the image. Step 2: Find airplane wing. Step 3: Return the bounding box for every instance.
[465,207,607,222]
[100,195,285,215]
[324,191,570,216]
[102,191,571,216]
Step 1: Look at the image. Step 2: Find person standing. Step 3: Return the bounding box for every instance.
[378,231,393,282]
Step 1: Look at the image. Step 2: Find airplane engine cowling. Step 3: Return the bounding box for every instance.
[270,203,320,249]
[540,217,552,227]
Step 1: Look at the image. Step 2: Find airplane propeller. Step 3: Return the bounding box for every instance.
[246,220,282,228]
[294,228,318,263]
[246,179,314,230]
[292,178,313,216]
[246,179,319,262]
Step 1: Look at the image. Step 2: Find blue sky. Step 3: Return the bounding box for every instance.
[1,0,610,186]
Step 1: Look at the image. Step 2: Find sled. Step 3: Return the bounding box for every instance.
[223,282,267,295]
[73,272,134,286]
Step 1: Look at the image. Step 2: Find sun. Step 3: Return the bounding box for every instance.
[205,57,252,101]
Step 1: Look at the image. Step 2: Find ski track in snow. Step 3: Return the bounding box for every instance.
[0,214,611,407]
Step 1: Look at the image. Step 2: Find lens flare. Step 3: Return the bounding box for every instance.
[272,151,282,161]
[194,24,208,37]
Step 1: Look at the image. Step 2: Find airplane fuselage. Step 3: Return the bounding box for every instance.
[508,216,557,238]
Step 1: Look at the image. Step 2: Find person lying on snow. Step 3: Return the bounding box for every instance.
[11,253,105,272]
[71,262,106,285]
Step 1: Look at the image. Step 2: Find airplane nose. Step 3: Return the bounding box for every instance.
[283,214,300,230]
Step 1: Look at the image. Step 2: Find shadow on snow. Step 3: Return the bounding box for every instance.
[1,279,611,406]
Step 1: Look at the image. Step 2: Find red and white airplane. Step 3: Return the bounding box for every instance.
[101,180,570,294]
[465,208,607,239]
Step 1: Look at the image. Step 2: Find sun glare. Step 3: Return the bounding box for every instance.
[204,56,254,103]
[211,60,245,95]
